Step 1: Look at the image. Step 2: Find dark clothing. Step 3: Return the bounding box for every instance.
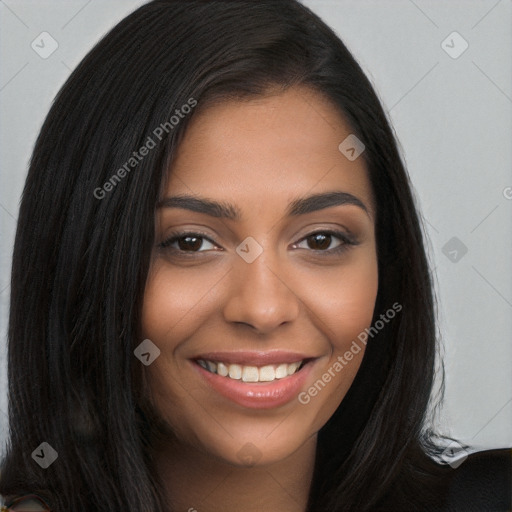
[442,448,511,511]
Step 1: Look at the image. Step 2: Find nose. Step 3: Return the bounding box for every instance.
[222,249,300,335]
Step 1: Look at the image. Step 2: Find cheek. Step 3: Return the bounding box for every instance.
[139,262,221,441]
[325,268,378,349]
[140,261,222,343]
[294,251,378,425]
[300,250,379,350]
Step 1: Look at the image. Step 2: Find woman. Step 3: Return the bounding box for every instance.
[0,1,510,510]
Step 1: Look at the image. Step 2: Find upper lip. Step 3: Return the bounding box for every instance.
[193,351,315,366]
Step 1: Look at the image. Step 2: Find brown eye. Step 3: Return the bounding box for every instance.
[176,235,203,251]
[293,230,356,255]
[306,233,332,251]
[159,232,218,253]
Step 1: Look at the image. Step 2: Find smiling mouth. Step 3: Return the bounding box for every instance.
[195,359,308,383]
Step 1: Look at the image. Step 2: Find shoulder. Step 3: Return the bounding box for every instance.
[443,448,511,511]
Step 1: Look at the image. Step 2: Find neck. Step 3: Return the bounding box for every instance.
[154,435,317,512]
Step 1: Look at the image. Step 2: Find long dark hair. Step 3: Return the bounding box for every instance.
[1,1,450,510]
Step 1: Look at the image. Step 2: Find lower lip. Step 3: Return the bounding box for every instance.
[193,361,314,409]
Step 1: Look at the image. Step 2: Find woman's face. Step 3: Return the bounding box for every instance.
[141,86,378,466]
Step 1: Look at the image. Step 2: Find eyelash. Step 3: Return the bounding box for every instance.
[158,229,358,258]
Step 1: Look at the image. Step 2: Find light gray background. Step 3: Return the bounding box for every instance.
[1,0,511,456]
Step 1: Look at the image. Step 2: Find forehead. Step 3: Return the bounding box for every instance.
[163,86,374,220]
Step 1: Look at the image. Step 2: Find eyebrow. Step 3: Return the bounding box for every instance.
[157,191,369,220]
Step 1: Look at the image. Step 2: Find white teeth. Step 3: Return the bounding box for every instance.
[197,359,304,382]
[259,365,275,382]
[287,362,301,375]
[275,364,288,379]
[228,364,242,380]
[242,366,259,382]
[217,362,229,377]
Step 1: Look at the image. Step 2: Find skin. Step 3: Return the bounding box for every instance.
[141,85,379,512]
